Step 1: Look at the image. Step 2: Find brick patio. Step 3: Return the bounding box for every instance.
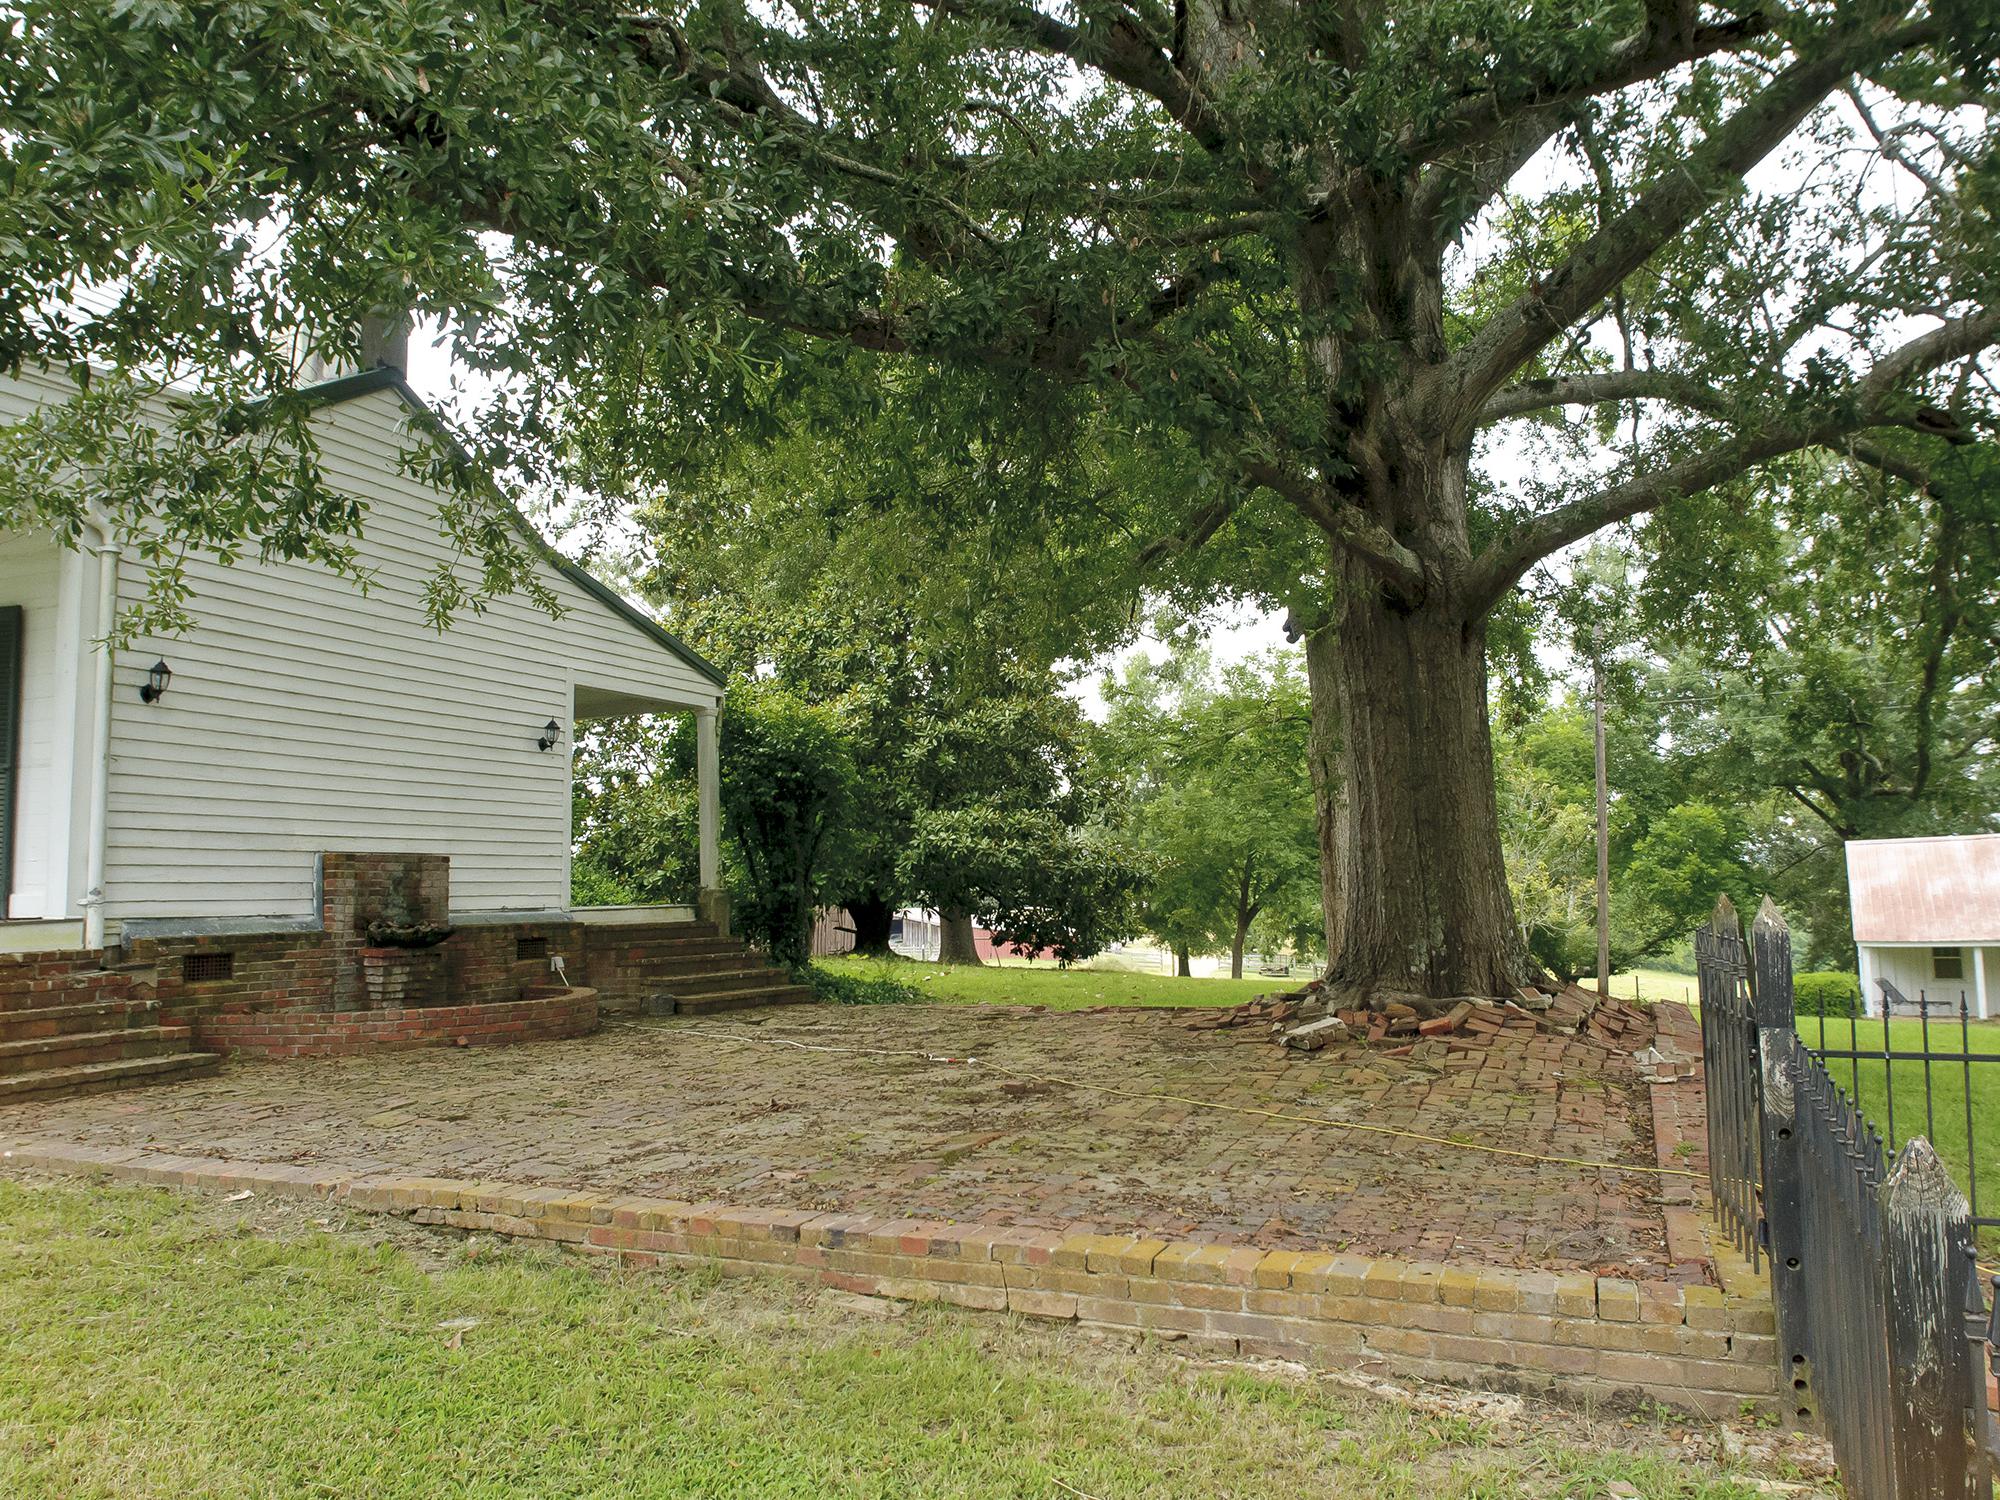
[0,1002,1696,1279]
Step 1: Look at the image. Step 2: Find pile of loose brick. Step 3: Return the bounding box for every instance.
[1186,978,1657,1057]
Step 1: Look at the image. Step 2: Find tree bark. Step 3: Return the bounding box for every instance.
[847,894,895,957]
[1175,943,1191,977]
[1304,576,1527,1000]
[937,908,983,965]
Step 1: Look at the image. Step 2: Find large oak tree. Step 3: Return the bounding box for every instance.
[3,0,1997,997]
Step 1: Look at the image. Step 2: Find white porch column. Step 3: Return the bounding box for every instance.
[695,704,725,933]
[1974,946,1990,1021]
[1856,944,1879,1018]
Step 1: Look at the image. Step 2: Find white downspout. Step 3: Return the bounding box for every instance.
[78,511,120,951]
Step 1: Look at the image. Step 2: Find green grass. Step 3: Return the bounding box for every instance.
[819,954,1278,1009]
[1613,968,1704,1006]
[0,1177,1821,1498]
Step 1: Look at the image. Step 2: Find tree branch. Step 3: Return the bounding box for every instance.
[1479,369,1736,424]
[1406,10,1777,166]
[1460,309,2000,618]
[1137,494,1237,568]
[1243,461,1427,600]
[910,0,1227,150]
[1414,104,1575,251]
[1437,11,1929,434]
[1781,783,1851,836]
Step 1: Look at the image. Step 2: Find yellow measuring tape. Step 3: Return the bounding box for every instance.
[674,1025,1709,1181]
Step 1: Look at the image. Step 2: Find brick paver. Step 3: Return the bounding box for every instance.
[0,1004,1691,1275]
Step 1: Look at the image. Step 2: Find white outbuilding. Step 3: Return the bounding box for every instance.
[0,358,726,951]
[1846,833,1999,1018]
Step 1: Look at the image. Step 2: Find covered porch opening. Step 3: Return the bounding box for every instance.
[569,683,724,935]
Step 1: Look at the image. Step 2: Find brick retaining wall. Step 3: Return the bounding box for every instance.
[0,1140,1779,1418]
[192,988,599,1058]
[134,930,339,1030]
[108,921,649,1056]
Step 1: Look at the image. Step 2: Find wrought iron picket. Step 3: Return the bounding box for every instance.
[1695,896,1762,1269]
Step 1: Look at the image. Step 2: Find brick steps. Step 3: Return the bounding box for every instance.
[0,966,215,1100]
[0,1050,221,1102]
[666,984,817,1016]
[0,971,140,1012]
[592,922,722,947]
[0,1025,195,1077]
[0,998,161,1040]
[596,939,743,963]
[648,965,800,996]
[589,925,816,1018]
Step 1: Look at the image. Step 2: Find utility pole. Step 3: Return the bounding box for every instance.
[1593,630,1611,997]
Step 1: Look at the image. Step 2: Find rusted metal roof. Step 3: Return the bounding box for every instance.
[1846,834,2000,944]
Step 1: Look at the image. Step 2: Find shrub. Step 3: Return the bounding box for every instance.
[721,684,861,969]
[806,964,923,1006]
[1793,970,1860,1019]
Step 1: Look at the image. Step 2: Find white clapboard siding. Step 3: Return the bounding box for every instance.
[1860,943,1992,1016]
[0,367,718,924]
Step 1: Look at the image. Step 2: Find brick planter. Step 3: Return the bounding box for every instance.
[357,946,448,1010]
[193,987,598,1058]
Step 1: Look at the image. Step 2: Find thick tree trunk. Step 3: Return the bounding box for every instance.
[937,908,983,965]
[847,894,895,957]
[1175,944,1191,978]
[1304,579,1527,1000]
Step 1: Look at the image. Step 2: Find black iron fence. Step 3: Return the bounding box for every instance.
[1694,906,1764,1270]
[1797,976,1998,1245]
[1695,896,1997,1500]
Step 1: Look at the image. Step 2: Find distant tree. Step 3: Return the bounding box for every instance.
[1493,713,1599,979]
[898,694,1145,964]
[903,806,1148,966]
[569,715,700,906]
[1100,648,1320,978]
[630,423,1134,958]
[1616,801,1759,955]
[1615,448,2000,965]
[1494,693,1763,979]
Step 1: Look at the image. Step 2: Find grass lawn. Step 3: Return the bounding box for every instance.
[0,1176,1828,1498]
[820,954,1278,1009]
[1613,968,1704,1006]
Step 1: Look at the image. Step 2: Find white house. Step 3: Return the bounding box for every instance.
[0,358,726,952]
[1846,834,1998,1018]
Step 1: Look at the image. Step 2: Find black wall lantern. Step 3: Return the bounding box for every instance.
[139,659,172,704]
[537,718,562,752]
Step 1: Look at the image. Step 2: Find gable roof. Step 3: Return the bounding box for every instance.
[297,365,725,688]
[1846,834,2000,945]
